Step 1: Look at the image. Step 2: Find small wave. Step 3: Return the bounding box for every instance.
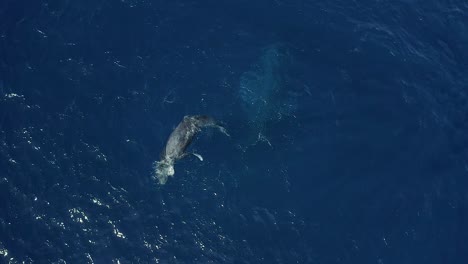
[152,159,175,185]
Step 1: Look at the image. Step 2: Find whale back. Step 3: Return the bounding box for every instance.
[161,115,218,160]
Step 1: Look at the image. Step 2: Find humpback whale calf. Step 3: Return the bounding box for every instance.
[154,115,229,184]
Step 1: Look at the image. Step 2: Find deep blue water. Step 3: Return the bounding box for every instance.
[1,0,468,263]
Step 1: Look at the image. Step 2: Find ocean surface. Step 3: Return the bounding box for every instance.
[1,0,468,263]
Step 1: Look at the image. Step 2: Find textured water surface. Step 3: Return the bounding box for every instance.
[1,0,468,263]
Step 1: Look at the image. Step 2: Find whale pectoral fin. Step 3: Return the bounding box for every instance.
[191,153,204,161]
[215,125,230,137]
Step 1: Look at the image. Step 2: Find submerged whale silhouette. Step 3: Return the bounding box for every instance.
[154,115,228,184]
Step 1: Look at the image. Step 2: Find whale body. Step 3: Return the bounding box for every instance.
[154,115,228,184]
